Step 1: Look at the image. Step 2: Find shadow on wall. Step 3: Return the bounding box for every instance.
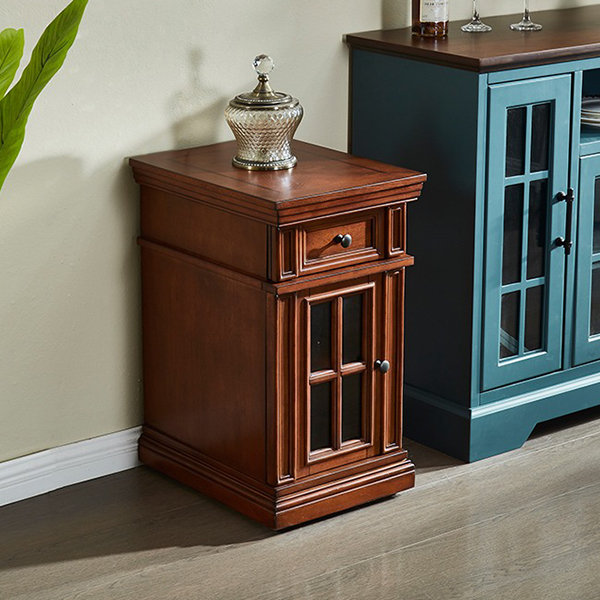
[169,48,228,149]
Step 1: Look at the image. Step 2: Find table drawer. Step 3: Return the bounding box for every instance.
[270,205,410,281]
[298,210,384,275]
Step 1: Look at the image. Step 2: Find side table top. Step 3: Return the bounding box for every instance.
[130,141,426,225]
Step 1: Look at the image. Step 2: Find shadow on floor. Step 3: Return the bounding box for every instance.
[404,437,464,474]
[1,466,274,570]
[530,404,600,439]
[2,442,460,570]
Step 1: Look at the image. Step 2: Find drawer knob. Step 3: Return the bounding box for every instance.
[334,233,353,248]
[374,359,390,374]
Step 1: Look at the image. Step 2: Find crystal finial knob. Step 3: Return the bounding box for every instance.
[253,54,275,76]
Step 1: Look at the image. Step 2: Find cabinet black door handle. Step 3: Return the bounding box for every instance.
[557,188,574,256]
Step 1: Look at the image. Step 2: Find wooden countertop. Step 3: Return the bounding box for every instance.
[346,5,600,72]
[130,141,426,225]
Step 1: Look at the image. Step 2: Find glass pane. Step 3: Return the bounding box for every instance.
[525,286,544,352]
[594,178,600,254]
[310,382,332,451]
[527,179,548,280]
[503,185,524,285]
[342,373,363,442]
[500,292,520,359]
[311,301,331,372]
[531,103,551,173]
[343,294,363,365]
[506,106,527,177]
[591,264,600,337]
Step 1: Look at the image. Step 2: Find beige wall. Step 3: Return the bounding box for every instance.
[0,0,595,463]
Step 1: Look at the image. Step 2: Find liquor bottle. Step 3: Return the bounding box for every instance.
[412,0,449,38]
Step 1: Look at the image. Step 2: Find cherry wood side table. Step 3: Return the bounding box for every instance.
[130,141,426,529]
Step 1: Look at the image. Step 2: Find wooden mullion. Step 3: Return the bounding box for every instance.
[334,296,343,450]
[309,370,338,384]
[340,362,367,376]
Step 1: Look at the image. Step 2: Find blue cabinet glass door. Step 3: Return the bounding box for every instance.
[483,75,571,391]
[573,153,600,365]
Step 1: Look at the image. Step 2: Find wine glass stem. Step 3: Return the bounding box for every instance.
[472,0,479,20]
[524,0,530,19]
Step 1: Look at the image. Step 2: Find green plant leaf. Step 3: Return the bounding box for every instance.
[0,28,24,99]
[0,0,88,191]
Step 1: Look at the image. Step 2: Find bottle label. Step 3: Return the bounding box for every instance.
[420,0,448,22]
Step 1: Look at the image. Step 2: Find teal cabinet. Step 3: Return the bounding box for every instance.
[347,9,600,461]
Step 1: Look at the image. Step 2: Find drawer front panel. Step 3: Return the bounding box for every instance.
[298,211,384,275]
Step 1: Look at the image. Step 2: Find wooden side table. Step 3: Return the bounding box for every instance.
[130,141,426,529]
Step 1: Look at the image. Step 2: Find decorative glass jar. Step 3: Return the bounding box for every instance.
[225,55,303,170]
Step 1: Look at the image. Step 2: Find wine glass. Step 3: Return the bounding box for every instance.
[461,0,492,33]
[511,0,542,31]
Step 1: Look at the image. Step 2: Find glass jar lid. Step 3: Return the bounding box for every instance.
[229,54,298,108]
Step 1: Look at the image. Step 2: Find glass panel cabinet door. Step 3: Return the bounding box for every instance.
[483,75,571,390]
[573,153,600,365]
[302,281,377,473]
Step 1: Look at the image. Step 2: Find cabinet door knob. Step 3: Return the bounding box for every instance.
[374,359,390,373]
[555,236,573,252]
[334,233,353,248]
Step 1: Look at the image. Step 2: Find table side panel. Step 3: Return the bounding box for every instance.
[140,245,267,482]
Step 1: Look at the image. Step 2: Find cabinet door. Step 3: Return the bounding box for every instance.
[297,278,382,476]
[299,281,377,473]
[482,75,571,390]
[573,153,600,365]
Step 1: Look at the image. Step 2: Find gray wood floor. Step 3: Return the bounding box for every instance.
[2,407,600,600]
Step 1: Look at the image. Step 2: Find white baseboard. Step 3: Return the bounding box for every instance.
[0,426,142,507]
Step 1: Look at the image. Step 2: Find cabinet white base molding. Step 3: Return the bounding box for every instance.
[0,427,142,507]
